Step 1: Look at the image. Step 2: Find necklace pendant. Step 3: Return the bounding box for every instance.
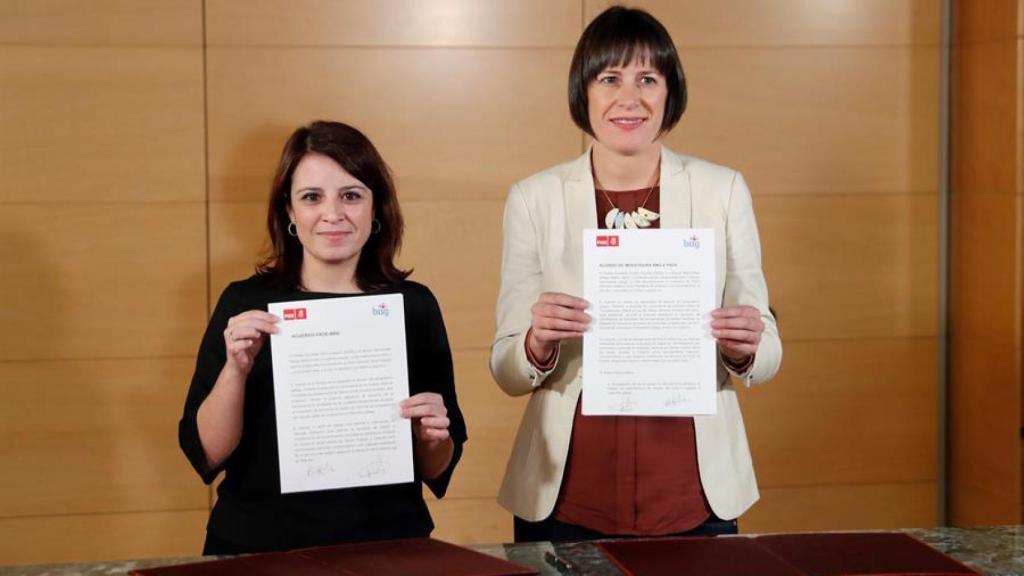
[637,207,660,223]
[632,210,650,228]
[613,210,625,229]
[623,211,638,229]
[604,208,620,229]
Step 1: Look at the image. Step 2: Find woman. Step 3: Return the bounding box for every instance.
[179,121,466,554]
[490,7,781,542]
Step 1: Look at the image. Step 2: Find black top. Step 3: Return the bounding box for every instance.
[178,275,467,552]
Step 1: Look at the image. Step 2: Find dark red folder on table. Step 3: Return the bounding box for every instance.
[754,532,980,576]
[598,535,806,576]
[598,532,980,576]
[130,538,538,576]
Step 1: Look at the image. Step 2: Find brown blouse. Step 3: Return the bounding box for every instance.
[551,185,712,535]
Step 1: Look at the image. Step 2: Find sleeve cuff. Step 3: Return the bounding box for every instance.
[524,327,558,371]
[723,353,755,381]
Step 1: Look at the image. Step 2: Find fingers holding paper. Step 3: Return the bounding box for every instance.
[710,305,764,363]
[400,392,450,441]
[528,292,591,360]
[224,310,279,374]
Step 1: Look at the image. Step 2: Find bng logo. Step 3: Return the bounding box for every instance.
[372,302,389,317]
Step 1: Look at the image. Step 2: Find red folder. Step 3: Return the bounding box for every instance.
[597,532,980,576]
[294,537,538,576]
[127,553,339,576]
[131,538,538,576]
[753,532,980,576]
[598,536,806,576]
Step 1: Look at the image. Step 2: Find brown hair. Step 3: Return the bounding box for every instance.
[568,6,687,138]
[257,121,410,291]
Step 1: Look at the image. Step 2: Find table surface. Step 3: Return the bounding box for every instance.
[1,526,1021,576]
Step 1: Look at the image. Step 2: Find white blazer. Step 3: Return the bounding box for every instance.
[489,146,782,523]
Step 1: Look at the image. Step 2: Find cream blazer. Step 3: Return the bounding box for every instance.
[489,147,782,523]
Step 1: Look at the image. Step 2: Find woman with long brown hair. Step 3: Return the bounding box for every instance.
[179,121,466,554]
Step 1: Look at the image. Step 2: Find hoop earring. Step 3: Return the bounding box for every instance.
[371,219,381,234]
[287,221,297,237]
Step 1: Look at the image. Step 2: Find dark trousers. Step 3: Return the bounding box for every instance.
[514,514,738,543]
[203,532,263,555]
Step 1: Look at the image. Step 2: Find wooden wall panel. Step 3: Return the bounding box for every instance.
[0,0,201,45]
[949,0,1024,527]
[954,0,1020,44]
[442,351,528,500]
[207,0,579,47]
[426,498,513,545]
[742,482,938,534]
[949,193,1018,342]
[0,359,204,517]
[0,47,205,203]
[0,510,208,565]
[0,204,207,360]
[208,201,265,301]
[205,48,579,204]
[586,0,940,46]
[757,194,938,341]
[948,186,1022,525]
[950,331,1023,524]
[0,0,208,565]
[400,201,504,351]
[664,47,939,197]
[739,339,937,488]
[951,41,1019,196]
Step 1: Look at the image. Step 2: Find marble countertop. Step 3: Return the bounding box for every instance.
[2,526,1021,576]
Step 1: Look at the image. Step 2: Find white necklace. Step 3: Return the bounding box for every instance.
[599,182,661,229]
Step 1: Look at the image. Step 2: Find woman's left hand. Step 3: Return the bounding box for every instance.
[710,305,764,364]
[399,392,450,442]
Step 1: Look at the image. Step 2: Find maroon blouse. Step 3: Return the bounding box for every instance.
[551,185,712,535]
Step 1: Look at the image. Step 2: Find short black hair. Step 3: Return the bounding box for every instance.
[568,6,687,137]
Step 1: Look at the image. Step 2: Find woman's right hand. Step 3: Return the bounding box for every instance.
[223,310,279,375]
[527,292,591,364]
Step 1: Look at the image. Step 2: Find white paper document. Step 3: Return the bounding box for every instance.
[582,229,717,416]
[268,294,413,494]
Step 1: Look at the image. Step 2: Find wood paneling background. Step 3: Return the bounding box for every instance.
[947,0,1024,526]
[0,0,961,565]
[0,0,209,565]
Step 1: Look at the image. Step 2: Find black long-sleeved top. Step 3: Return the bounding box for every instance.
[179,275,467,552]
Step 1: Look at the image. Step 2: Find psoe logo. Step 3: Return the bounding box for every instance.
[683,235,701,249]
[283,308,307,321]
[596,235,620,247]
[372,302,389,317]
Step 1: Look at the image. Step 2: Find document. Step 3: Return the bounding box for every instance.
[268,294,413,493]
[582,229,717,416]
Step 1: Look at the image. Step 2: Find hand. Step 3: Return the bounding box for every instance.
[528,292,591,363]
[223,310,279,375]
[400,392,450,443]
[710,305,764,364]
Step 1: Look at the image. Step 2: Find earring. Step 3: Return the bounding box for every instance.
[371,219,381,234]
[287,222,297,237]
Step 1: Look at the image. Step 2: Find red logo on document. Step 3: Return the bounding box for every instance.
[596,235,620,247]
[283,308,307,321]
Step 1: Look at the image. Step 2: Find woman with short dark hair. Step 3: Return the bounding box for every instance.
[491,6,781,542]
[180,120,466,554]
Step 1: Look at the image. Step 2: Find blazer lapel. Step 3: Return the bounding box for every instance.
[564,150,597,291]
[659,146,691,229]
